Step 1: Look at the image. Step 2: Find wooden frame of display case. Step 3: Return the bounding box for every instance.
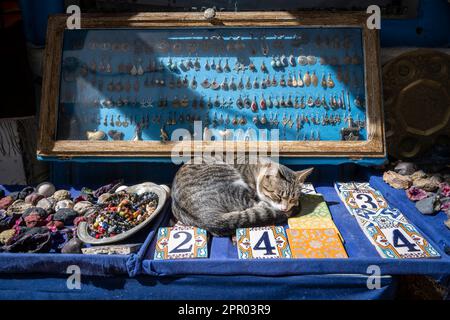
[38,11,385,159]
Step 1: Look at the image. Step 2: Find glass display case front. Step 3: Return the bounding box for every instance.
[57,27,367,143]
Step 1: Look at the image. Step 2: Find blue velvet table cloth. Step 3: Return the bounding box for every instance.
[140,175,450,279]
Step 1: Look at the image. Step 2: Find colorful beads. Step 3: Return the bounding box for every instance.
[87,191,158,239]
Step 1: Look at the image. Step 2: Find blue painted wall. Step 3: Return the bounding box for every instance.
[19,0,450,47]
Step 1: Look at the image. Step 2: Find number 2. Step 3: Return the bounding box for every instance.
[169,231,193,254]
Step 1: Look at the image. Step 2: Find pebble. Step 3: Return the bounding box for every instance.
[394,162,417,176]
[440,197,450,212]
[0,229,15,245]
[22,207,48,219]
[61,238,83,254]
[97,193,113,204]
[73,201,94,215]
[413,177,440,192]
[54,200,74,212]
[383,171,412,189]
[18,187,35,200]
[24,213,47,228]
[53,190,71,201]
[36,182,56,198]
[36,197,56,214]
[438,183,450,197]
[53,208,78,225]
[406,186,428,201]
[0,196,14,210]
[46,220,65,230]
[415,195,440,215]
[411,170,428,181]
[24,193,45,205]
[6,200,32,216]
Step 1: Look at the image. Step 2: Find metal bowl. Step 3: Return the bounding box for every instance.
[77,183,170,245]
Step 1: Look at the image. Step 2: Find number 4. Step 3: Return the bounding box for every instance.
[254,231,276,255]
[392,229,420,252]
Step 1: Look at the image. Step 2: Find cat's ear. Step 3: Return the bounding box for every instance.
[295,167,314,182]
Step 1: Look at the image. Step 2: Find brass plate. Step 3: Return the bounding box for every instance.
[383,49,450,160]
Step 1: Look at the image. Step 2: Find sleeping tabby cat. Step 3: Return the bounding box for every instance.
[171,159,313,236]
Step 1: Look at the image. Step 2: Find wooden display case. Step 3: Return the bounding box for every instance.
[38,12,385,160]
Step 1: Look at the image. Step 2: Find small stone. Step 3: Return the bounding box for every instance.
[61,237,83,254]
[411,170,428,181]
[24,213,47,228]
[46,220,65,230]
[406,187,428,201]
[413,177,440,192]
[22,207,48,219]
[53,208,78,225]
[36,197,56,214]
[97,193,112,204]
[53,190,71,201]
[54,200,74,212]
[383,171,412,189]
[440,197,450,212]
[73,201,93,215]
[438,182,450,197]
[416,196,439,215]
[0,229,15,245]
[36,182,56,198]
[6,200,32,216]
[0,196,14,210]
[394,162,417,176]
[18,187,35,200]
[24,193,45,205]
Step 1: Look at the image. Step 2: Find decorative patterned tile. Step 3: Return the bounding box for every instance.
[154,226,208,260]
[301,183,317,195]
[236,226,291,259]
[335,182,441,259]
[338,189,388,216]
[287,228,348,259]
[334,182,373,193]
[360,214,440,259]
